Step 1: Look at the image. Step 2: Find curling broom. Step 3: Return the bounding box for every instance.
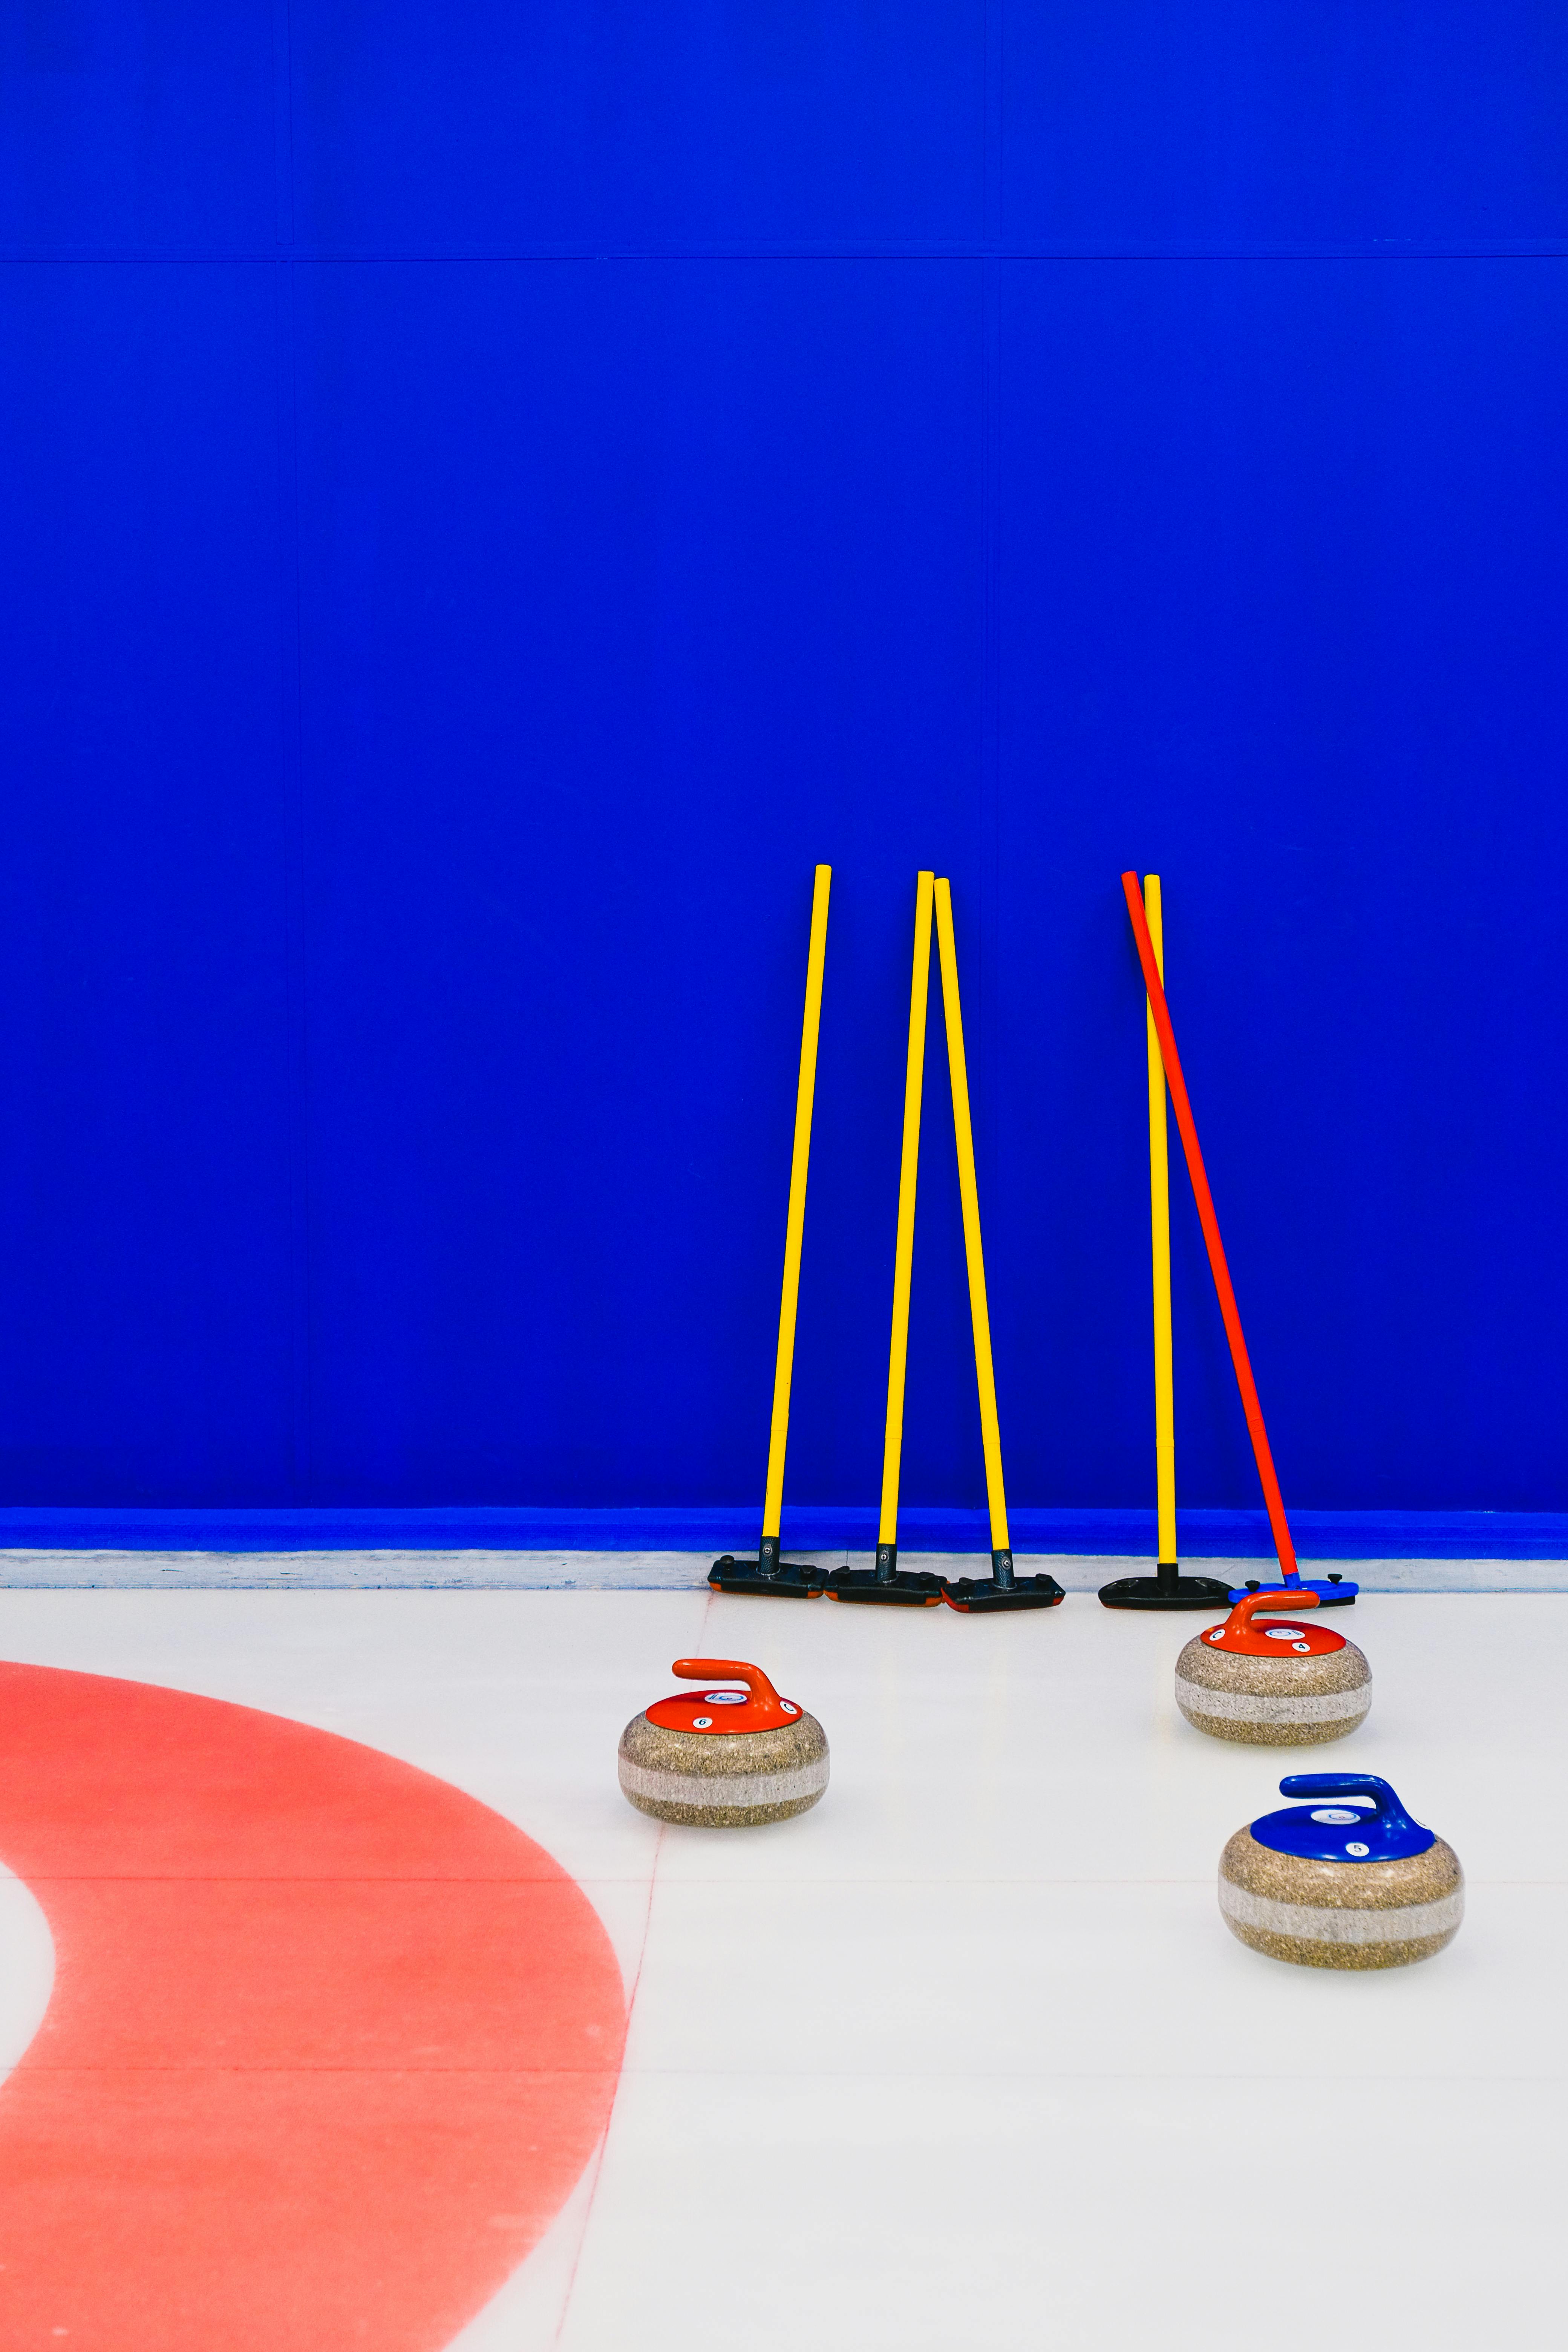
[1119,872,1355,1606]
[931,880,1062,1612]
[1099,877,1234,1610]
[822,873,946,1603]
[710,865,833,1597]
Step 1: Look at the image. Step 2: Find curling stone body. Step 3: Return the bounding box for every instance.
[1176,1588,1369,1745]
[1220,1773,1462,1971]
[618,1657,828,1827]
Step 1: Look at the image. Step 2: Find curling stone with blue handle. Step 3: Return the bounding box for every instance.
[1176,1588,1370,1745]
[618,1657,828,1827]
[1220,1773,1463,1970]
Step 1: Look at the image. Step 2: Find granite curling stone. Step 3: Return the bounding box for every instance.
[618,1656,828,1827]
[1220,1772,1463,1971]
[1175,1587,1370,1746]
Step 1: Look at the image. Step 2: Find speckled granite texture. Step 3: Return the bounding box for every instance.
[1175,1631,1371,1744]
[1219,1825,1463,1968]
[617,1710,829,1826]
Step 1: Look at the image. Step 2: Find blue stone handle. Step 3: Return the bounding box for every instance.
[1280,1771,1390,1804]
[1279,1773,1424,1843]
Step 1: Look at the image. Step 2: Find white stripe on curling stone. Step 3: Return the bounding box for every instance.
[1219,1877,1463,1946]
[1176,1676,1371,1725]
[617,1756,829,1810]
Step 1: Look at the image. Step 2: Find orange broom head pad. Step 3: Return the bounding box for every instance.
[644,1658,806,1735]
[1200,1588,1346,1660]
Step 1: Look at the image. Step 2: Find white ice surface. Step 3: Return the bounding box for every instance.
[0,1586,1559,2349]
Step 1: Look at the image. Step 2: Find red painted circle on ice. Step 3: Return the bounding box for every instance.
[0,1661,626,2349]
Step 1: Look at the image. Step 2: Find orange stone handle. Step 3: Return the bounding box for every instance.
[1204,1585,1338,1657]
[671,1658,781,1705]
[1225,1588,1318,1633]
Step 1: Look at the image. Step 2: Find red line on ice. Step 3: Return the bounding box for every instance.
[0,1660,626,2349]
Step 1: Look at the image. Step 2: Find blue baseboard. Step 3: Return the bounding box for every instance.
[0,1502,1566,1559]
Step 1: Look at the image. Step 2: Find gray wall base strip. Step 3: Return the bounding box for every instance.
[3,1551,1568,1591]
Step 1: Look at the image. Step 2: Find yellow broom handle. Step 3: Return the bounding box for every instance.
[933,879,1009,1554]
[1145,876,1176,1565]
[878,872,935,1548]
[760,864,832,1543]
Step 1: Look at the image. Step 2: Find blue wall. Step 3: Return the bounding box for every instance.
[3,5,1566,1535]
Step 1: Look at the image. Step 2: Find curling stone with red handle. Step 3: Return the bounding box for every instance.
[1175,1588,1370,1745]
[1220,1773,1463,1969]
[617,1658,828,1827]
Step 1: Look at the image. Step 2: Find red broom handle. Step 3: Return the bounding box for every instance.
[1121,873,1300,1585]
